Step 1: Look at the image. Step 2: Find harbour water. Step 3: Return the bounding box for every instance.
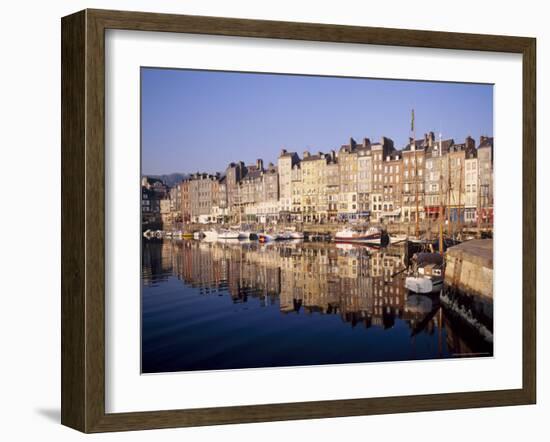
[142,239,493,373]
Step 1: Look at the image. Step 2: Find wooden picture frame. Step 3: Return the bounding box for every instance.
[61,8,536,433]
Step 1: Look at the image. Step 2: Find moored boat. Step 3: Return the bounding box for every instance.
[405,252,444,293]
[218,229,241,240]
[274,232,292,240]
[202,229,219,241]
[390,234,408,244]
[258,233,275,243]
[334,226,386,245]
[286,230,304,240]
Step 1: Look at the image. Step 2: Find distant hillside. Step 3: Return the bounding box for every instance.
[144,173,189,187]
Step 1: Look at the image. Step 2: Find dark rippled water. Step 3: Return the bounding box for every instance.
[141,239,492,373]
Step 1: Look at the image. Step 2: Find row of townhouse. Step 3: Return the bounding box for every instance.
[143,132,493,227]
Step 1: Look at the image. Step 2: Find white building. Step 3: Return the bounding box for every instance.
[277,150,300,221]
[464,153,478,223]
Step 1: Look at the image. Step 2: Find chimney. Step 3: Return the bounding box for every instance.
[428,131,435,147]
[363,138,371,148]
[480,135,488,145]
[382,136,394,151]
[256,159,264,170]
[303,150,310,158]
[280,148,287,156]
[465,135,475,150]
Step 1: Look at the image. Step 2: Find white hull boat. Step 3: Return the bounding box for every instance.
[287,231,304,240]
[405,275,443,293]
[218,229,241,240]
[334,227,383,244]
[202,230,219,241]
[390,234,408,244]
[405,252,444,293]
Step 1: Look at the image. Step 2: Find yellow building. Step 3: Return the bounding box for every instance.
[337,138,359,221]
[300,151,330,222]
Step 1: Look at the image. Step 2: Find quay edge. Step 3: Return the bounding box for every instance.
[444,239,493,299]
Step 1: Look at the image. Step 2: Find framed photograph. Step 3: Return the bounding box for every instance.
[61,9,536,433]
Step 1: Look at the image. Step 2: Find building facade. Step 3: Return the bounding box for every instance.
[145,132,494,230]
[380,151,402,222]
[424,137,453,220]
[464,148,478,223]
[278,150,300,221]
[357,142,372,217]
[477,136,494,225]
[401,135,428,223]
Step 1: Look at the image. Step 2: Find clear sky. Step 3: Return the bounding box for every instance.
[141,68,493,176]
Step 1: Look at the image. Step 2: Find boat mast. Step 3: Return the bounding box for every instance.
[438,133,444,255]
[412,109,420,239]
[477,160,482,236]
[446,151,451,238]
[457,153,463,236]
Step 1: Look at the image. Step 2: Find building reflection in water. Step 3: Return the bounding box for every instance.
[142,239,493,373]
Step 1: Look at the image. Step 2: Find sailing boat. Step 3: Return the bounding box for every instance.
[218,229,241,240]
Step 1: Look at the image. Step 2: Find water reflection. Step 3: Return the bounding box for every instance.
[142,239,493,373]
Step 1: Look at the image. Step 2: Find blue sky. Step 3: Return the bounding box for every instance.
[141,68,493,175]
